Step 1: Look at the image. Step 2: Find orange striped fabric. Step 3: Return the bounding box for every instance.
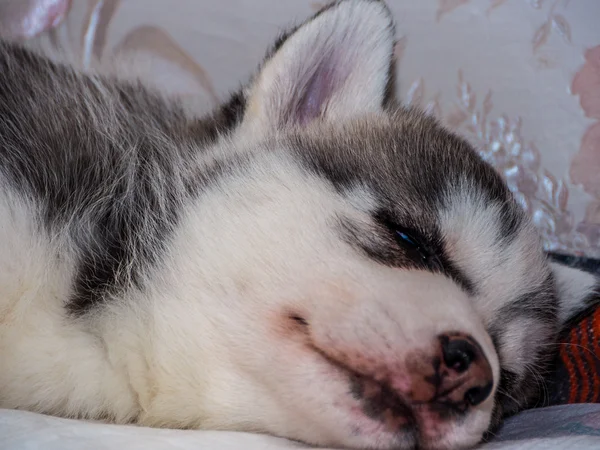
[551,307,600,405]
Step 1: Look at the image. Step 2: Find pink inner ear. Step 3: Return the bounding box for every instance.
[293,54,347,126]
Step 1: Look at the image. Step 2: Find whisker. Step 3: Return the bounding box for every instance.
[496,388,523,409]
[524,364,550,407]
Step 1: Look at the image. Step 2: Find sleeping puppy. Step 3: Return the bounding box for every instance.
[0,1,598,449]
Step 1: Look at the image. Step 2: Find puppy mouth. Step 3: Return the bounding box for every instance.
[286,313,418,441]
[309,342,418,435]
[348,371,417,432]
[285,313,492,449]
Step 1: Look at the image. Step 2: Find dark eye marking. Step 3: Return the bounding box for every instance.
[376,212,443,271]
[369,210,475,296]
[393,227,438,265]
[395,228,425,253]
[396,230,417,247]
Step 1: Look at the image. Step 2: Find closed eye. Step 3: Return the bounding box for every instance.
[393,226,438,264]
[347,210,475,295]
[373,211,442,269]
[396,230,418,247]
[342,209,476,295]
[394,229,429,258]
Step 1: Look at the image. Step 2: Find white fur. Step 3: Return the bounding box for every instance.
[552,262,598,324]
[0,188,138,421]
[0,152,496,449]
[439,183,552,379]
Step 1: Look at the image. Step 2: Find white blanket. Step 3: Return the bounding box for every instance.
[2,405,600,449]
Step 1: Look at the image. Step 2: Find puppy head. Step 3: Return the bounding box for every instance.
[151,1,599,448]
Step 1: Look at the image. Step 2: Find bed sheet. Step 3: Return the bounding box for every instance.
[2,405,600,449]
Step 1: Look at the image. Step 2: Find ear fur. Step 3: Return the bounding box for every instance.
[242,0,395,132]
[551,260,600,327]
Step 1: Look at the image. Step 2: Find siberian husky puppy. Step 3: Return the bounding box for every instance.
[0,0,598,449]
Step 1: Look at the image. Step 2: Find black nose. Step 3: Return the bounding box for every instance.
[465,383,494,407]
[442,337,477,373]
[439,333,494,407]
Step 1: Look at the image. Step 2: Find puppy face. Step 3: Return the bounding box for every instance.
[173,124,551,450]
[0,2,598,448]
[130,1,595,449]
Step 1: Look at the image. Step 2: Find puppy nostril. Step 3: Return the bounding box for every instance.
[436,333,494,409]
[441,338,476,373]
[465,382,493,406]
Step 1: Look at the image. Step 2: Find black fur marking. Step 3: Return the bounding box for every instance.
[188,89,247,142]
[362,209,476,295]
[548,252,600,276]
[492,275,559,326]
[486,271,558,417]
[0,42,246,315]
[293,110,521,297]
[495,368,519,413]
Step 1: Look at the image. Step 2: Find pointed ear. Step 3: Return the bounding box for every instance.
[551,261,600,327]
[242,0,395,132]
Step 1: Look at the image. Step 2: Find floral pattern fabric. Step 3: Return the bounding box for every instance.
[2,0,600,257]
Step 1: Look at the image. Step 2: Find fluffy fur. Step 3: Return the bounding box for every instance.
[0,1,598,449]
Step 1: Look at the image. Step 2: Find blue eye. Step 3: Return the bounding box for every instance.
[396,231,418,247]
[373,210,436,262]
[394,228,433,262]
